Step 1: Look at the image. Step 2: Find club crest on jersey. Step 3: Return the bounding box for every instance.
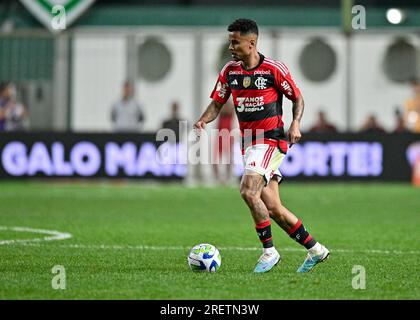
[243,76,251,88]
[255,77,268,90]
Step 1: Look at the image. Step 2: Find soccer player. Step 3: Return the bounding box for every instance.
[193,19,330,273]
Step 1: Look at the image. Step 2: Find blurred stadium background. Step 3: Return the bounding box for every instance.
[0,0,419,300]
[0,0,419,183]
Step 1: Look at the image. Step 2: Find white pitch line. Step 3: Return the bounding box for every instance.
[4,241,420,255]
[0,226,72,245]
[1,226,418,255]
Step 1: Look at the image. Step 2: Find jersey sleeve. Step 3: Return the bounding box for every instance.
[274,63,301,101]
[210,66,232,104]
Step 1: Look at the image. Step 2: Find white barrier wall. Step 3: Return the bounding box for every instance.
[72,34,127,131]
[135,33,195,132]
[276,31,347,132]
[353,33,417,132]
[70,28,418,133]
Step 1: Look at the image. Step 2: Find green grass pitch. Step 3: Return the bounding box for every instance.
[0,181,419,299]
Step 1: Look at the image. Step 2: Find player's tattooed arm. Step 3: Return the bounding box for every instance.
[288,95,305,145]
[193,100,224,131]
[292,95,304,123]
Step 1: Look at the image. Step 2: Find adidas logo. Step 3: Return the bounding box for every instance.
[231,79,238,85]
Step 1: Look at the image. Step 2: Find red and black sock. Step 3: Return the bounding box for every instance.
[255,219,274,248]
[288,220,317,249]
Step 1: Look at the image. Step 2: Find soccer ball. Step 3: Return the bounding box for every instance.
[187,243,221,273]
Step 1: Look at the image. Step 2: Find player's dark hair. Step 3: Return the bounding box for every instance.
[227,19,259,36]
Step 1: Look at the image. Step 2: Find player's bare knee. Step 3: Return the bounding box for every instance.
[239,188,253,203]
[240,188,259,206]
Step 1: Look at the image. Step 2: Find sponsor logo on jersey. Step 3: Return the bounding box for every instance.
[231,79,238,85]
[236,96,264,112]
[243,76,251,88]
[229,71,243,75]
[255,77,268,90]
[217,82,228,98]
[254,70,271,75]
[281,80,293,96]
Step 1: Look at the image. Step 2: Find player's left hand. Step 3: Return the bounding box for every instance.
[193,120,206,140]
[288,120,302,145]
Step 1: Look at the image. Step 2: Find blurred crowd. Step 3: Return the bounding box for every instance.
[0,82,28,132]
[308,79,420,134]
[404,79,420,133]
[1,78,419,134]
[110,77,420,136]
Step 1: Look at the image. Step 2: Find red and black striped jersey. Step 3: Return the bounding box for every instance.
[210,53,301,154]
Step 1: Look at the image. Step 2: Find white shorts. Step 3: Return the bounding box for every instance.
[242,144,285,185]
